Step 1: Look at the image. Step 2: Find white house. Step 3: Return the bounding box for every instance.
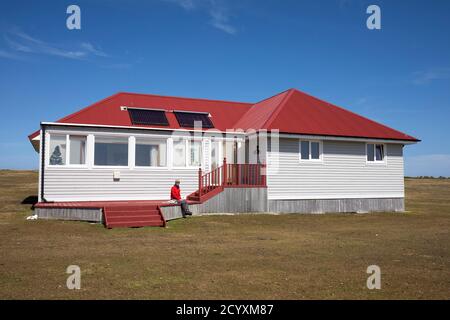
[29,88,419,228]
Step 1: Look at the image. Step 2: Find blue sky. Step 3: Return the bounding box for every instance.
[0,0,449,176]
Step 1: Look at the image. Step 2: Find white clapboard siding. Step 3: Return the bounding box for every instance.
[43,168,199,201]
[40,124,250,202]
[40,126,223,202]
[266,139,404,200]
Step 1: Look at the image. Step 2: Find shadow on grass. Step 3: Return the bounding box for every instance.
[21,195,38,205]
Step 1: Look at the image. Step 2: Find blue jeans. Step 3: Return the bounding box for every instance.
[177,199,191,217]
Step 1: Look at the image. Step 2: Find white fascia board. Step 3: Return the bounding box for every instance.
[256,131,417,145]
[40,122,246,136]
[38,122,416,144]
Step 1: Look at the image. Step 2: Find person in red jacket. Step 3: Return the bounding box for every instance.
[171,179,192,217]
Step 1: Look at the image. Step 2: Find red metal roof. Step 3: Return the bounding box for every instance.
[28,92,252,140]
[28,89,419,142]
[235,88,419,141]
[233,89,292,130]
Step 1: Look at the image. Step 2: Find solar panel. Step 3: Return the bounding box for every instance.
[174,111,214,128]
[128,108,169,126]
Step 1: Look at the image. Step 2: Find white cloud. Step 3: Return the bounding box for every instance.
[0,29,137,69]
[0,49,22,60]
[169,0,196,10]
[80,42,108,57]
[4,35,33,53]
[412,68,450,85]
[165,0,237,34]
[208,2,237,35]
[11,29,87,59]
[355,97,368,105]
[0,28,111,61]
[405,154,450,177]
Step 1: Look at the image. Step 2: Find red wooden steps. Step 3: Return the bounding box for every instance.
[103,205,166,229]
[187,186,222,202]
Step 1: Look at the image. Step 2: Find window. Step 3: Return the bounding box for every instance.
[174,111,214,128]
[69,136,86,165]
[367,143,385,162]
[173,139,186,167]
[311,142,320,160]
[172,138,203,167]
[299,140,322,161]
[128,108,169,126]
[94,136,128,166]
[375,144,384,161]
[135,138,167,167]
[300,141,309,160]
[189,140,202,167]
[223,140,237,164]
[211,140,220,169]
[49,134,87,166]
[49,135,67,165]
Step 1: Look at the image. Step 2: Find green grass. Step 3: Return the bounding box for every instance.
[0,170,449,299]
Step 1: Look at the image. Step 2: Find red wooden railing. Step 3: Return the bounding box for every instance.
[197,158,266,198]
[198,162,223,197]
[224,163,266,187]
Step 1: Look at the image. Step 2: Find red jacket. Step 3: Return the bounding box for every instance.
[171,185,181,200]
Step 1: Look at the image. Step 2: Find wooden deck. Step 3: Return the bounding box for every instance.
[34,200,196,229]
[34,199,197,209]
[34,160,267,228]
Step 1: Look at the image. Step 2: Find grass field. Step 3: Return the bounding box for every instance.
[0,170,449,299]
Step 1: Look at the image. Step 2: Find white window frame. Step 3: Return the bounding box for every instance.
[67,135,88,167]
[171,138,189,169]
[187,138,203,168]
[171,137,204,169]
[47,133,88,168]
[47,133,67,167]
[46,131,183,170]
[134,137,169,169]
[210,138,223,170]
[93,135,130,168]
[366,143,387,164]
[299,140,323,162]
